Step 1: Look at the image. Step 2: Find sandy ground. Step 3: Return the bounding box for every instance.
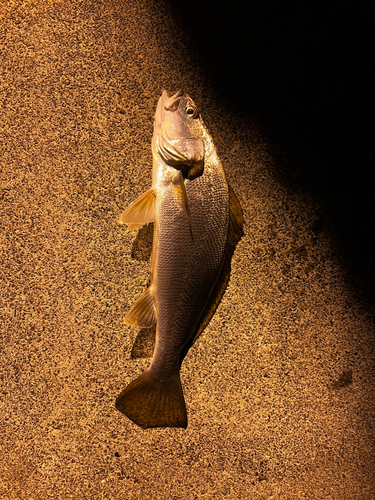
[1,1,374,499]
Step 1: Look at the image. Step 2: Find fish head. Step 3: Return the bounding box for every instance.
[152,90,205,180]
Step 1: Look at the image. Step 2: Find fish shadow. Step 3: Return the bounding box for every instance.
[130,224,155,359]
[131,326,156,358]
[131,223,154,261]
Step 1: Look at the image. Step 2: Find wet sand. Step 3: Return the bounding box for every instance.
[1,1,374,498]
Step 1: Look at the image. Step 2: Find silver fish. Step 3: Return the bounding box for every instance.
[116,90,243,428]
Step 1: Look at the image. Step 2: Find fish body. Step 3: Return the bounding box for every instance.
[116,90,243,428]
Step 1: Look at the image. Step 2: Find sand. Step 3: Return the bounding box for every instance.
[1,1,374,499]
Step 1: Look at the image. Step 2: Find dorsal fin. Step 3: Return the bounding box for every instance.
[180,185,244,362]
[125,287,156,328]
[227,184,244,248]
[119,189,155,230]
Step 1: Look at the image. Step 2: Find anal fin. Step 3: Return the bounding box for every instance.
[125,287,156,328]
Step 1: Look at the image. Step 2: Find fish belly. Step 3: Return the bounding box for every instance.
[150,157,229,378]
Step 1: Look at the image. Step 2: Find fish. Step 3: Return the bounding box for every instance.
[116,89,243,429]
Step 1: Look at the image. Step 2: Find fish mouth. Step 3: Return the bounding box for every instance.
[163,89,183,112]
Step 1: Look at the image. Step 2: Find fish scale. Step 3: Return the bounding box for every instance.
[151,154,229,377]
[116,90,243,428]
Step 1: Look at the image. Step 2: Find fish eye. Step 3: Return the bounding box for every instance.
[185,105,198,118]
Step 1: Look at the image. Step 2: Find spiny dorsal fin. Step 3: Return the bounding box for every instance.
[180,185,244,359]
[125,287,156,328]
[119,189,155,230]
[228,184,244,247]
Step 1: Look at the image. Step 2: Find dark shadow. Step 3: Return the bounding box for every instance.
[131,326,156,359]
[169,0,373,306]
[328,369,353,390]
[131,223,153,261]
[130,224,155,357]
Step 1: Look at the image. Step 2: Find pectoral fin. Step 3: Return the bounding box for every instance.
[125,287,156,328]
[119,189,155,231]
[126,223,144,231]
[174,171,192,239]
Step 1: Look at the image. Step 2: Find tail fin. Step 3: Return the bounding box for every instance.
[115,370,187,429]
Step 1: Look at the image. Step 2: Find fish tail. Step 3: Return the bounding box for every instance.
[115,370,187,429]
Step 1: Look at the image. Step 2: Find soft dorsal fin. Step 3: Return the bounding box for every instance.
[180,185,244,361]
[119,189,155,230]
[125,287,156,328]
